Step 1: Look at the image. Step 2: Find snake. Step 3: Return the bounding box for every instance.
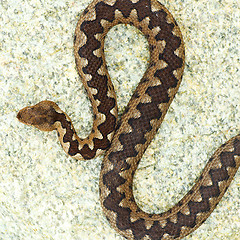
[16,0,239,239]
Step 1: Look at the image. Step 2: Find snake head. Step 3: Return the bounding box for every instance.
[17,100,61,131]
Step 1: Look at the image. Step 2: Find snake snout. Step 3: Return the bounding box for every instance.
[17,106,35,125]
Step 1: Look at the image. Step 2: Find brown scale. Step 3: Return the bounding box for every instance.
[17,0,239,239]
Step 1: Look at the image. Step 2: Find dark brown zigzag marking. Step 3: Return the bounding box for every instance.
[102,136,240,239]
[78,0,183,157]
[55,109,116,159]
[87,0,239,239]
[77,4,120,158]
[99,0,183,162]
[99,1,184,239]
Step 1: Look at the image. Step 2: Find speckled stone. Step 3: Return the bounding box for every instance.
[0,0,239,239]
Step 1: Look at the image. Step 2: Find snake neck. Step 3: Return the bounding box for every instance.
[51,104,116,160]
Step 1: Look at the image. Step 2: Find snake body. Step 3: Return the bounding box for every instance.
[17,0,240,239]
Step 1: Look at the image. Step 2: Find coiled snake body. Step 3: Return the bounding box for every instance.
[17,0,240,239]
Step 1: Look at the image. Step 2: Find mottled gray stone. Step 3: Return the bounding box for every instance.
[0,0,239,239]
